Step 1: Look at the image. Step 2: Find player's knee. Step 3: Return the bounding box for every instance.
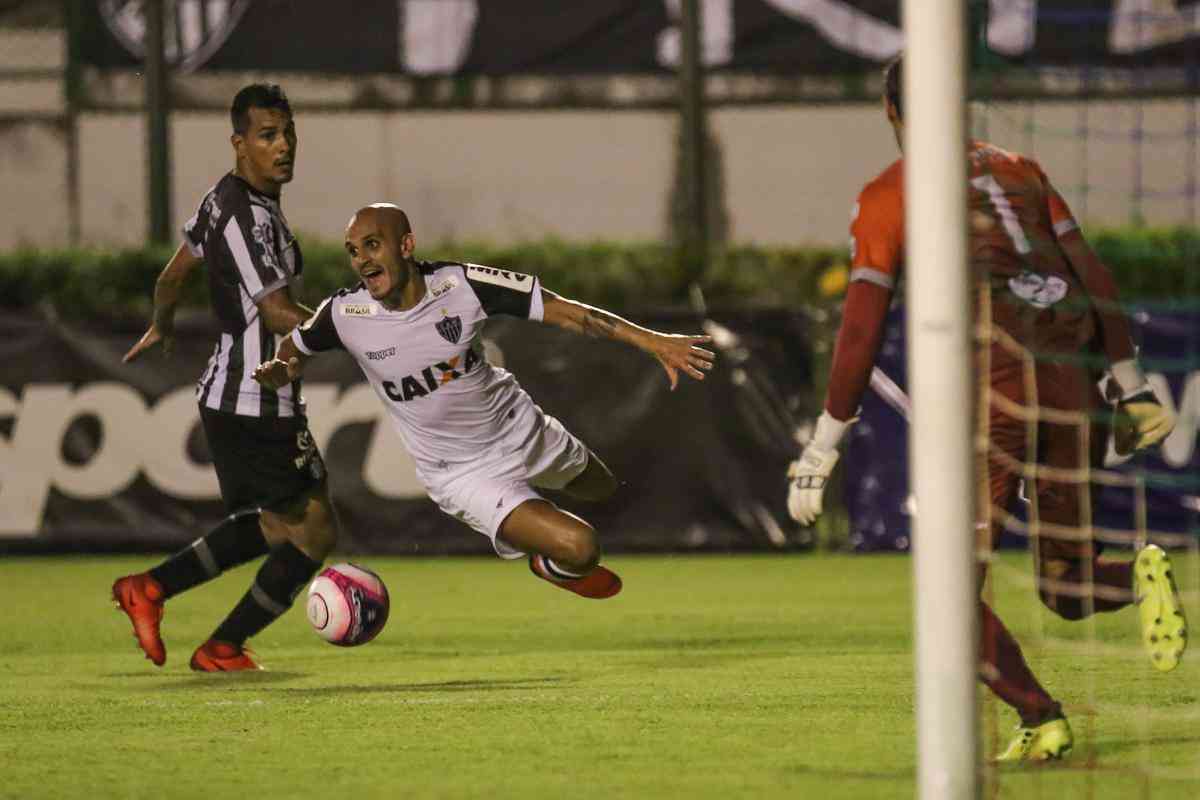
[269,484,339,561]
[555,525,600,573]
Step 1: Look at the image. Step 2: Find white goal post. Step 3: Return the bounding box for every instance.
[904,1,980,798]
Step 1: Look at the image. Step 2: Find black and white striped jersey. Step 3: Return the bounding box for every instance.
[292,261,544,482]
[183,173,304,417]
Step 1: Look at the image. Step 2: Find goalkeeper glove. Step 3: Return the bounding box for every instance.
[787,444,839,526]
[1108,359,1175,455]
[1113,386,1175,455]
[786,411,851,526]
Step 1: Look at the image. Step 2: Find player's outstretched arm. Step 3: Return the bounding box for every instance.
[253,334,310,390]
[122,243,202,363]
[539,289,715,390]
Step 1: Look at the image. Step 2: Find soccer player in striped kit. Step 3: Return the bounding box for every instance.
[114,84,334,671]
[786,56,1184,761]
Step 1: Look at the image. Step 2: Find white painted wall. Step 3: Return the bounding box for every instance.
[2,26,1197,251]
[3,97,1196,252]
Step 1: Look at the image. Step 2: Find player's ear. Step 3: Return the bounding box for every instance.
[401,232,415,259]
[231,132,244,158]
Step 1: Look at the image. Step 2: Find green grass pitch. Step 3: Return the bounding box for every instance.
[1,552,1197,799]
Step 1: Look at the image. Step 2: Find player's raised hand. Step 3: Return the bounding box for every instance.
[253,357,301,390]
[648,333,715,390]
[122,324,174,363]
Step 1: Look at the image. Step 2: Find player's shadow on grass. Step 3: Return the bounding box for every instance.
[267,677,568,696]
[105,670,311,687]
[1087,735,1200,759]
[786,764,914,781]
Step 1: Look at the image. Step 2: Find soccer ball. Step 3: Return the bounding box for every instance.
[306,563,390,647]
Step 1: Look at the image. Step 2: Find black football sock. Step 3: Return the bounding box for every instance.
[149,510,269,599]
[211,541,322,646]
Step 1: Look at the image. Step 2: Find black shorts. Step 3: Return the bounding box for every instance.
[199,406,326,514]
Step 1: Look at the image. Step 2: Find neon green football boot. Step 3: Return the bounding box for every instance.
[995,717,1074,763]
[1134,544,1188,672]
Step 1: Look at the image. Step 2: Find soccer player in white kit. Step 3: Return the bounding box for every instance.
[254,204,715,597]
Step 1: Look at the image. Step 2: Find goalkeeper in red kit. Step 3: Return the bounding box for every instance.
[787,56,1185,762]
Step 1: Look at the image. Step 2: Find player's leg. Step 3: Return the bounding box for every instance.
[1038,364,1187,670]
[188,412,335,671]
[112,407,277,666]
[191,480,337,670]
[1033,364,1133,620]
[984,354,1072,761]
[499,500,622,599]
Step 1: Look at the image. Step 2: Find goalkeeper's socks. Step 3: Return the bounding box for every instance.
[979,601,1061,725]
[211,541,322,645]
[149,510,269,599]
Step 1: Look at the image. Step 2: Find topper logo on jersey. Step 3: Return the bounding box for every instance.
[365,346,397,361]
[381,349,483,403]
[100,0,252,73]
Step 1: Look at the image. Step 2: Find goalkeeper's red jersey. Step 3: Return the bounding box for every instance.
[849,140,1094,352]
[821,139,1139,422]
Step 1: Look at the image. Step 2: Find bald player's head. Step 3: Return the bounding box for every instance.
[346,203,412,239]
[344,203,420,306]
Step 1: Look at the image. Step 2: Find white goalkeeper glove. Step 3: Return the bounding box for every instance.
[787,445,839,526]
[786,411,851,526]
[1109,360,1176,455]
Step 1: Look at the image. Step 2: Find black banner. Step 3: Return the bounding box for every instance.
[843,304,1200,552]
[79,1,1200,76]
[0,309,815,555]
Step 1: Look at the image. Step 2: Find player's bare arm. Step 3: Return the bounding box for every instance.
[122,243,203,363]
[257,286,314,336]
[253,334,309,390]
[540,289,715,390]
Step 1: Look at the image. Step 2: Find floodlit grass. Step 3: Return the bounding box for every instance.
[1,552,1197,799]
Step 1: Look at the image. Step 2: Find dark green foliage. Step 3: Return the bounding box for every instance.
[1,227,1194,321]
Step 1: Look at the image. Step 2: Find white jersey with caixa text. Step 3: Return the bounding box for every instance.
[292,261,545,483]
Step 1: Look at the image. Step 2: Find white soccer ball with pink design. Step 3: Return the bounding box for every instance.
[306,563,390,647]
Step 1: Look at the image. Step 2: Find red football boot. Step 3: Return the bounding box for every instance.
[189,639,263,672]
[112,573,167,666]
[529,555,623,599]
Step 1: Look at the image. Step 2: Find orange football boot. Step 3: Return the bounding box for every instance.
[112,573,167,666]
[529,555,623,599]
[189,639,263,672]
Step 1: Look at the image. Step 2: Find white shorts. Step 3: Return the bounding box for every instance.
[426,408,589,559]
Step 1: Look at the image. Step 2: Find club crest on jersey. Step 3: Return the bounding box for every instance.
[341,303,378,317]
[436,315,463,343]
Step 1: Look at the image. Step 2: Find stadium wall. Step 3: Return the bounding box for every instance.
[1,99,1196,250]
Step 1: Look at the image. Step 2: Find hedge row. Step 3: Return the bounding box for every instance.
[2,226,1196,320]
